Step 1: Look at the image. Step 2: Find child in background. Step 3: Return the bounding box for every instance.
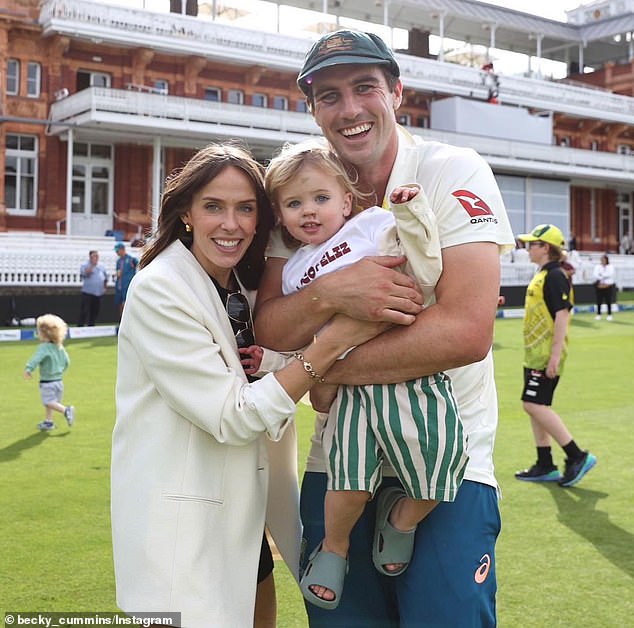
[24,314,75,431]
[264,140,467,609]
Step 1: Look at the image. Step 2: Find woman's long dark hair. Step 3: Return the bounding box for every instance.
[140,143,275,290]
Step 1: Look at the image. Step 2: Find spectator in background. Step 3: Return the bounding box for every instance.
[568,232,577,251]
[78,250,108,326]
[619,233,631,255]
[593,254,616,321]
[114,242,138,320]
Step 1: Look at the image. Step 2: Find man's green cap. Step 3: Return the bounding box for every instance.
[297,30,400,96]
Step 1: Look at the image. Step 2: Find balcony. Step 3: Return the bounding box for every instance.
[48,87,321,154]
[40,0,634,125]
[48,87,634,183]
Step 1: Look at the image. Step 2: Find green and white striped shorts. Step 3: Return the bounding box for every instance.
[322,373,468,501]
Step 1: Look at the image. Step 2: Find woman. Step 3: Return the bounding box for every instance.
[111,143,387,627]
[593,254,616,320]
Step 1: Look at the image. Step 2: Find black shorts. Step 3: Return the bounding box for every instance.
[257,531,274,583]
[521,367,560,405]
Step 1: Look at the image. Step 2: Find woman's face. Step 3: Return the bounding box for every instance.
[182,166,258,285]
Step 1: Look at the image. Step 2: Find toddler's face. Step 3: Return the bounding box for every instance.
[276,163,352,246]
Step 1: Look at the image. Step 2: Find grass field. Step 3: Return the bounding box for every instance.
[1,311,633,626]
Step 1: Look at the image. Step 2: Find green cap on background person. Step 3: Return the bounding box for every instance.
[114,242,125,252]
[297,29,400,96]
[517,224,566,248]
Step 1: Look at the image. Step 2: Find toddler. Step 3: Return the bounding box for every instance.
[24,314,75,431]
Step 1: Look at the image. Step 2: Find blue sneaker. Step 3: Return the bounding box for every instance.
[37,420,56,431]
[515,464,561,482]
[559,452,597,487]
[64,405,75,427]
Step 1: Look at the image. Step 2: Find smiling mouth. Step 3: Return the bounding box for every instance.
[214,239,241,249]
[340,122,373,137]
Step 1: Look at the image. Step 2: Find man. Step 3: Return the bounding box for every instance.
[78,250,108,326]
[114,242,138,320]
[255,30,515,626]
[515,224,596,487]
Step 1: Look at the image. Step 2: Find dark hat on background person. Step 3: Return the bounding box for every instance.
[517,224,566,248]
[297,30,400,96]
[114,242,125,251]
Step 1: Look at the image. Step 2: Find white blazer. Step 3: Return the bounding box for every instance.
[111,240,301,627]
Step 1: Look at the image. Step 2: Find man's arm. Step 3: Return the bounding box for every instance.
[322,242,501,385]
[254,255,423,351]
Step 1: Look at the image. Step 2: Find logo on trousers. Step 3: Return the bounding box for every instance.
[474,553,491,584]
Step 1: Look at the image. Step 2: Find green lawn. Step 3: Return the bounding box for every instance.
[1,312,633,626]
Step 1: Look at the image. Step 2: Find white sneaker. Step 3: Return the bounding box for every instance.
[595,315,601,320]
[607,315,613,321]
[64,405,75,426]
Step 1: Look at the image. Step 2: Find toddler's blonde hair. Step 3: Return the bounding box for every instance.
[265,139,362,248]
[36,314,68,346]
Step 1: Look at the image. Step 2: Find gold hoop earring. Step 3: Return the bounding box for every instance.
[185,223,192,233]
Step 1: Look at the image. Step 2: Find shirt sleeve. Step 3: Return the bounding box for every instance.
[544,267,573,316]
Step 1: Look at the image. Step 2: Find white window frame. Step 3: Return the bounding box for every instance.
[228,89,244,105]
[397,113,411,126]
[204,87,222,102]
[272,96,288,110]
[295,100,309,113]
[154,79,169,95]
[7,59,19,95]
[27,62,41,97]
[5,134,38,215]
[252,93,267,107]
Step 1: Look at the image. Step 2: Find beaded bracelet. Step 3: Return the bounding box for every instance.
[292,351,325,383]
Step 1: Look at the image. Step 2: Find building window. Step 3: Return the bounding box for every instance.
[416,116,428,128]
[252,93,267,107]
[154,79,169,95]
[295,100,309,113]
[273,96,288,110]
[204,87,221,102]
[77,70,111,90]
[397,114,411,126]
[5,134,37,214]
[7,59,19,95]
[590,140,599,151]
[228,89,244,105]
[27,62,41,97]
[617,144,631,155]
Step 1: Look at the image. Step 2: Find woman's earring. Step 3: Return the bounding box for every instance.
[185,223,192,233]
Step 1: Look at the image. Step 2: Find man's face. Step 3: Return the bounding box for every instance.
[90,252,99,264]
[310,64,402,173]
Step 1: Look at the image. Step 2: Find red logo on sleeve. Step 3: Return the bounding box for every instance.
[452,190,493,217]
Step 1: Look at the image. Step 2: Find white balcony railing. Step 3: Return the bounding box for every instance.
[48,87,634,183]
[50,87,322,139]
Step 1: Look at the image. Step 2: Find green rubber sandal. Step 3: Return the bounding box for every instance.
[299,542,348,610]
[372,486,416,577]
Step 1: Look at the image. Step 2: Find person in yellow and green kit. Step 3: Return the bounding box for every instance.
[515,224,596,487]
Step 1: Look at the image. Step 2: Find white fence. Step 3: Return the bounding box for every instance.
[0,233,138,287]
[2,233,634,290]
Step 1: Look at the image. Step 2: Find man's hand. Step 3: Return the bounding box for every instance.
[319,256,423,325]
[309,383,339,413]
